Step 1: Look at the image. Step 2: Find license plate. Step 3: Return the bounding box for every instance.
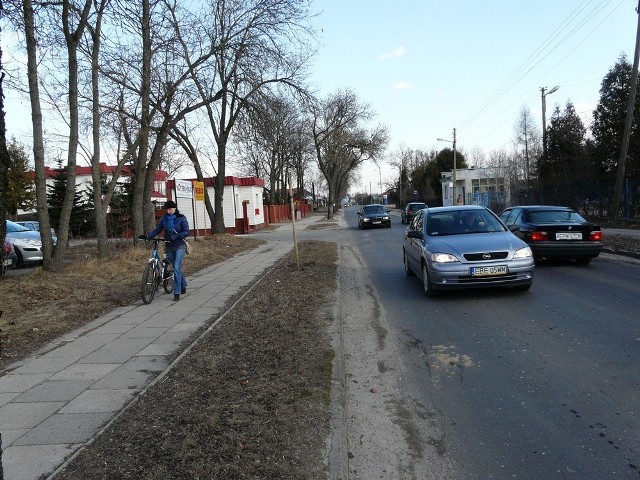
[470,265,507,276]
[373,221,381,224]
[3,259,11,267]
[556,232,582,240]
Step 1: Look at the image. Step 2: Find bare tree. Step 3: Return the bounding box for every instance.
[180,0,315,233]
[310,89,388,219]
[513,105,541,202]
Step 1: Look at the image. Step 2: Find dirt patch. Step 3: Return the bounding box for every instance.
[52,240,337,479]
[0,235,263,370]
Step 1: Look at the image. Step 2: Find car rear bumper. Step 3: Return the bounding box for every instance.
[530,242,603,258]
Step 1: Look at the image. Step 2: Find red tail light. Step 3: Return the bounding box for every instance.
[589,231,602,241]
[531,231,548,241]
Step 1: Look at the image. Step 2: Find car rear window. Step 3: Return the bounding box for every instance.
[528,210,586,223]
[407,203,426,211]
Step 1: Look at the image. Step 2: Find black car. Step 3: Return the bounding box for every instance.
[499,205,603,264]
[357,204,391,229]
[401,202,427,224]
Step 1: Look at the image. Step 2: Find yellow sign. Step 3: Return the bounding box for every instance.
[193,181,205,201]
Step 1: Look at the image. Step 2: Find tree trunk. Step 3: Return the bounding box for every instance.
[22,0,54,270]
[133,0,153,237]
[213,135,227,234]
[90,1,109,258]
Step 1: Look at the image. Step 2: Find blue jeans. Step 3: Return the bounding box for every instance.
[167,247,187,294]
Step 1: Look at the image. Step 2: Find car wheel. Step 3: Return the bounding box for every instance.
[403,250,413,276]
[421,262,436,297]
[15,248,24,269]
[575,257,592,265]
[513,283,532,292]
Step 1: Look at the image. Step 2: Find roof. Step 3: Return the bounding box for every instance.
[41,163,169,181]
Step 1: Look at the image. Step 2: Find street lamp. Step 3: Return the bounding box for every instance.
[437,128,457,205]
[541,85,559,158]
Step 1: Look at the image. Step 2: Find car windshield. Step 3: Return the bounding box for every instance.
[427,210,506,236]
[528,210,586,223]
[407,203,425,211]
[363,206,386,214]
[6,221,31,233]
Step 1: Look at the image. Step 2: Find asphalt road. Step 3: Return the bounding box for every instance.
[341,207,640,479]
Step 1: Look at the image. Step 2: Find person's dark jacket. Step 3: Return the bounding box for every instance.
[147,212,190,251]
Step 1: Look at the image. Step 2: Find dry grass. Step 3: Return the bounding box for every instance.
[0,235,264,369]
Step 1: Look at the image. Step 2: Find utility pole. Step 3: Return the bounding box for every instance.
[611,0,640,219]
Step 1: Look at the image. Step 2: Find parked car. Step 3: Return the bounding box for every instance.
[5,220,55,268]
[499,206,603,264]
[2,239,18,274]
[357,204,391,229]
[14,220,57,241]
[403,206,534,296]
[401,202,427,224]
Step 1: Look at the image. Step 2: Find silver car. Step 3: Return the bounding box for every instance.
[403,206,534,296]
[5,220,54,268]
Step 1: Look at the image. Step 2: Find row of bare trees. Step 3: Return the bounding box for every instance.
[1,0,317,271]
[1,0,389,273]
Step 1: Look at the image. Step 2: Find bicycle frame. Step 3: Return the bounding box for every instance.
[141,238,174,304]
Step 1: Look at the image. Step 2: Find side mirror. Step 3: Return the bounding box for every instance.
[407,230,423,240]
[508,225,519,232]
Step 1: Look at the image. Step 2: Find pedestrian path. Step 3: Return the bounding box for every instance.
[0,217,312,480]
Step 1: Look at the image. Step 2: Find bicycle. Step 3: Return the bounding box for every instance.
[138,236,174,304]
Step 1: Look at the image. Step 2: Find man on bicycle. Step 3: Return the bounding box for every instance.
[144,200,190,301]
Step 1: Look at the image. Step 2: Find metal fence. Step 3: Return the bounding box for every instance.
[470,178,639,219]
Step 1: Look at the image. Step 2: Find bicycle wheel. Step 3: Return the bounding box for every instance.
[162,260,174,294]
[141,261,158,304]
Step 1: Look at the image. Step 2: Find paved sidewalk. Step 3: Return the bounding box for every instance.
[0,217,312,480]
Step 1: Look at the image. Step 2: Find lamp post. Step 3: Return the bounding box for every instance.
[541,85,559,158]
[437,128,457,205]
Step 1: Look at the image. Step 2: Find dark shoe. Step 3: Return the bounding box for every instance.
[173,294,180,301]
[181,289,186,295]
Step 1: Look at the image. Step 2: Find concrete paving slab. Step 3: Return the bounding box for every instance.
[0,392,20,407]
[0,373,50,394]
[49,363,121,381]
[0,402,65,430]
[89,357,167,390]
[0,429,29,446]
[59,388,134,414]
[79,337,155,363]
[2,444,78,480]
[14,380,94,403]
[121,326,170,339]
[11,356,77,375]
[12,412,113,445]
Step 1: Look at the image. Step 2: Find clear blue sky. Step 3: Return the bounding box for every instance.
[309,0,638,192]
[3,1,638,194]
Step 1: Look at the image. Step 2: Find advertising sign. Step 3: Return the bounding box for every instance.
[193,181,205,201]
[175,179,193,198]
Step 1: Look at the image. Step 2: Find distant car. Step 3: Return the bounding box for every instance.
[403,206,534,296]
[499,206,603,264]
[5,220,56,268]
[2,239,17,274]
[15,220,57,241]
[357,204,391,229]
[401,202,427,224]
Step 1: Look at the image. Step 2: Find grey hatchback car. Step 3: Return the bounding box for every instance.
[403,206,534,296]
